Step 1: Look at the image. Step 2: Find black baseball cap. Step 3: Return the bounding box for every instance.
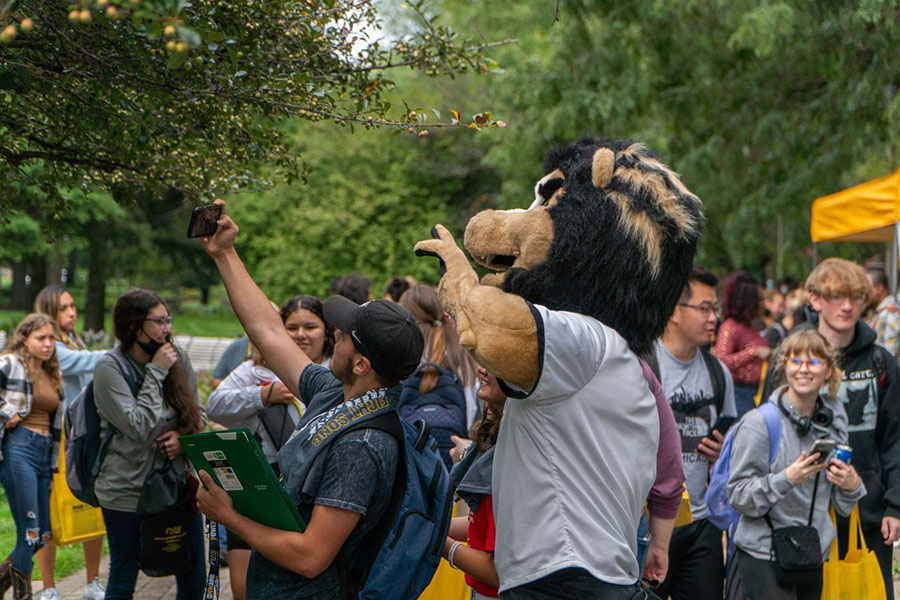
[323,296,424,383]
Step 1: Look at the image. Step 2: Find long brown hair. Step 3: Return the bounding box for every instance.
[470,398,504,452]
[34,285,85,350]
[399,284,475,394]
[112,289,203,434]
[2,313,64,397]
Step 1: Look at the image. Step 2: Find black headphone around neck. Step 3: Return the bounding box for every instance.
[776,390,833,436]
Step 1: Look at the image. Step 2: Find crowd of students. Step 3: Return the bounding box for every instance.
[1,203,900,600]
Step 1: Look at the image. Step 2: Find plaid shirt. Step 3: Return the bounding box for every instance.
[869,295,900,360]
[0,353,63,462]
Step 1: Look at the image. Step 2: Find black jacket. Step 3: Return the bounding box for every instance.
[761,313,900,530]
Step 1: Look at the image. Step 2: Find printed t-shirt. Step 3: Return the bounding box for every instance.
[494,305,659,591]
[246,364,398,599]
[466,494,498,597]
[654,341,737,520]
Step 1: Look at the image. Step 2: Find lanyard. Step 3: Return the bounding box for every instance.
[204,518,220,600]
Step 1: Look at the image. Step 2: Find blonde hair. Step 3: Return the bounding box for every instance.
[2,313,64,397]
[805,258,872,301]
[779,329,842,398]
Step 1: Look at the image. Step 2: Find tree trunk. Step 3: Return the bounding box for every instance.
[200,286,210,305]
[84,235,107,332]
[10,261,28,310]
[67,250,79,287]
[47,243,64,287]
[26,255,47,311]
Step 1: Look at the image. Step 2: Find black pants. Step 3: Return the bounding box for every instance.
[655,518,724,600]
[736,549,822,600]
[501,568,660,600]
[835,522,894,600]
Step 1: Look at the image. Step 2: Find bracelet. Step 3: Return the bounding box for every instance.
[447,541,463,570]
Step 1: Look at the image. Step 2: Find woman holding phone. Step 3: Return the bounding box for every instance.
[33,285,107,600]
[727,329,865,600]
[92,289,206,600]
[0,314,63,600]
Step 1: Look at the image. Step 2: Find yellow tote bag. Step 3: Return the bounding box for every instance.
[821,506,886,600]
[49,421,106,546]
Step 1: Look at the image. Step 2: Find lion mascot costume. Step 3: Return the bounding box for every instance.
[415,137,703,596]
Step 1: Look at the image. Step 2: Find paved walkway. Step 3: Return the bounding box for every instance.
[40,555,232,600]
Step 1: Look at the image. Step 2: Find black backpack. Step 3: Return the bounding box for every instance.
[645,346,726,415]
[398,362,467,470]
[65,348,139,507]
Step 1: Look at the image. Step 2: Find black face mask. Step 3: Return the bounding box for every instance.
[137,338,164,357]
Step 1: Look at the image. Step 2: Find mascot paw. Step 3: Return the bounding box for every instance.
[414,224,466,277]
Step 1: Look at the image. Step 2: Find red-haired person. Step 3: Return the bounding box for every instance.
[714,272,771,417]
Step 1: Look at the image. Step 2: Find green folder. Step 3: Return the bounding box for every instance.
[180,428,306,533]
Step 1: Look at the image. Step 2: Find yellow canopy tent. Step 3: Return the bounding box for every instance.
[810,168,900,287]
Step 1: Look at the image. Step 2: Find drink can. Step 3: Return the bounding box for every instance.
[833,445,852,465]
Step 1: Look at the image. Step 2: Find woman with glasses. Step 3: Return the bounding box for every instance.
[728,329,864,600]
[32,285,107,600]
[92,289,206,599]
[714,272,772,417]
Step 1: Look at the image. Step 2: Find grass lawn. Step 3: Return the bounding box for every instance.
[0,489,106,581]
[0,305,243,340]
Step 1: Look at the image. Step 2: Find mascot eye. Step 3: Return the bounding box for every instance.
[537,178,564,205]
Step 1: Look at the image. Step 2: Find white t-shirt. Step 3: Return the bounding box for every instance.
[493,305,659,591]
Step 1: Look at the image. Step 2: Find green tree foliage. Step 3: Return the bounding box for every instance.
[438,0,900,279]
[0,0,507,212]
[233,121,499,301]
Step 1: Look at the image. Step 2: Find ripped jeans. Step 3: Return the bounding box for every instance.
[0,425,53,576]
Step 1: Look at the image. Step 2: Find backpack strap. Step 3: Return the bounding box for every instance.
[92,349,142,480]
[644,348,662,384]
[757,401,783,464]
[700,347,726,415]
[872,346,887,391]
[335,411,407,599]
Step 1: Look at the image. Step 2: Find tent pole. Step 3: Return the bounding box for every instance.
[888,223,900,294]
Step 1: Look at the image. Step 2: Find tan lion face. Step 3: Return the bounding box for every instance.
[463,168,564,287]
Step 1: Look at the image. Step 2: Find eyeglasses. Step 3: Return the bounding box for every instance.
[821,291,866,305]
[145,316,174,327]
[787,357,824,369]
[678,303,719,317]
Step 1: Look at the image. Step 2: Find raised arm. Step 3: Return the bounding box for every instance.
[415,225,538,391]
[199,200,310,399]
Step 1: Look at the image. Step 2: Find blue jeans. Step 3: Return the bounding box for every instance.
[101,507,206,600]
[636,511,650,579]
[0,426,53,575]
[733,383,758,419]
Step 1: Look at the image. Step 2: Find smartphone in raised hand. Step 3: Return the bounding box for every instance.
[186,204,222,239]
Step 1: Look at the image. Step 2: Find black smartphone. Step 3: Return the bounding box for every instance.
[186,204,222,238]
[709,415,737,437]
[809,438,837,465]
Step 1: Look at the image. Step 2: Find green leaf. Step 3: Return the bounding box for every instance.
[431,108,441,121]
[176,25,202,48]
[167,50,189,70]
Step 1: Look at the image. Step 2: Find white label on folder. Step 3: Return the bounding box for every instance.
[216,432,238,441]
[204,451,226,461]
[214,466,244,491]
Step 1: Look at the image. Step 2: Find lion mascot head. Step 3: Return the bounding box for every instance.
[463,137,704,356]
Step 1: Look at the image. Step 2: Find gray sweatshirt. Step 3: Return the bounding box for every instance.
[727,386,866,560]
[93,347,206,512]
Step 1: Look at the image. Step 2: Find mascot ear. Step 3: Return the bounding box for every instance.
[591,148,615,189]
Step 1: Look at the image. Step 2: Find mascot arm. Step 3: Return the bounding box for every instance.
[415,225,539,391]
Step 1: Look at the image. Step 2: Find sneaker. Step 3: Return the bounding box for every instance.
[39,588,59,600]
[82,577,106,600]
